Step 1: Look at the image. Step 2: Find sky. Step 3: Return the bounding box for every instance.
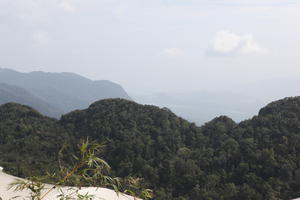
[1,0,300,94]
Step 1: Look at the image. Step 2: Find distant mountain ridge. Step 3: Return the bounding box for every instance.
[0,83,63,117]
[0,68,131,117]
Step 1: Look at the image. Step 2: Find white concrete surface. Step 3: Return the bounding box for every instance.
[0,169,138,200]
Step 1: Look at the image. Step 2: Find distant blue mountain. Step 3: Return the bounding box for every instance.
[0,83,63,117]
[0,68,131,117]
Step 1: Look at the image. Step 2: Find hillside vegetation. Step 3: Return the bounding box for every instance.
[0,97,300,199]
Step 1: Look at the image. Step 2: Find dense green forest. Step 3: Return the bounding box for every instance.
[0,103,70,176]
[0,97,300,199]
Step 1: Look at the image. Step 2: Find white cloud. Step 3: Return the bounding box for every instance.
[32,31,52,46]
[59,0,77,12]
[162,48,183,57]
[208,30,267,55]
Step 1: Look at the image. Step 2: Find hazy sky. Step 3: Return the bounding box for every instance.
[1,0,300,94]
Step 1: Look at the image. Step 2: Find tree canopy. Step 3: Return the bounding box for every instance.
[0,97,300,199]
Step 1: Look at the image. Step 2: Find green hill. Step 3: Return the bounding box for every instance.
[0,103,69,177]
[0,97,300,199]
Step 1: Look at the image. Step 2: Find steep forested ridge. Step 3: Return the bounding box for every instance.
[0,97,300,199]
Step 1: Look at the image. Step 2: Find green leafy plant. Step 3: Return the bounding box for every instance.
[9,139,120,200]
[122,177,153,200]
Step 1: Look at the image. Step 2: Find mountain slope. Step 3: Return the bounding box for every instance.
[0,97,299,199]
[0,103,69,177]
[60,98,300,199]
[0,83,63,117]
[0,68,131,114]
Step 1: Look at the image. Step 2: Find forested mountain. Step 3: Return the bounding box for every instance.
[0,103,69,177]
[0,83,63,117]
[0,97,300,199]
[0,68,131,116]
